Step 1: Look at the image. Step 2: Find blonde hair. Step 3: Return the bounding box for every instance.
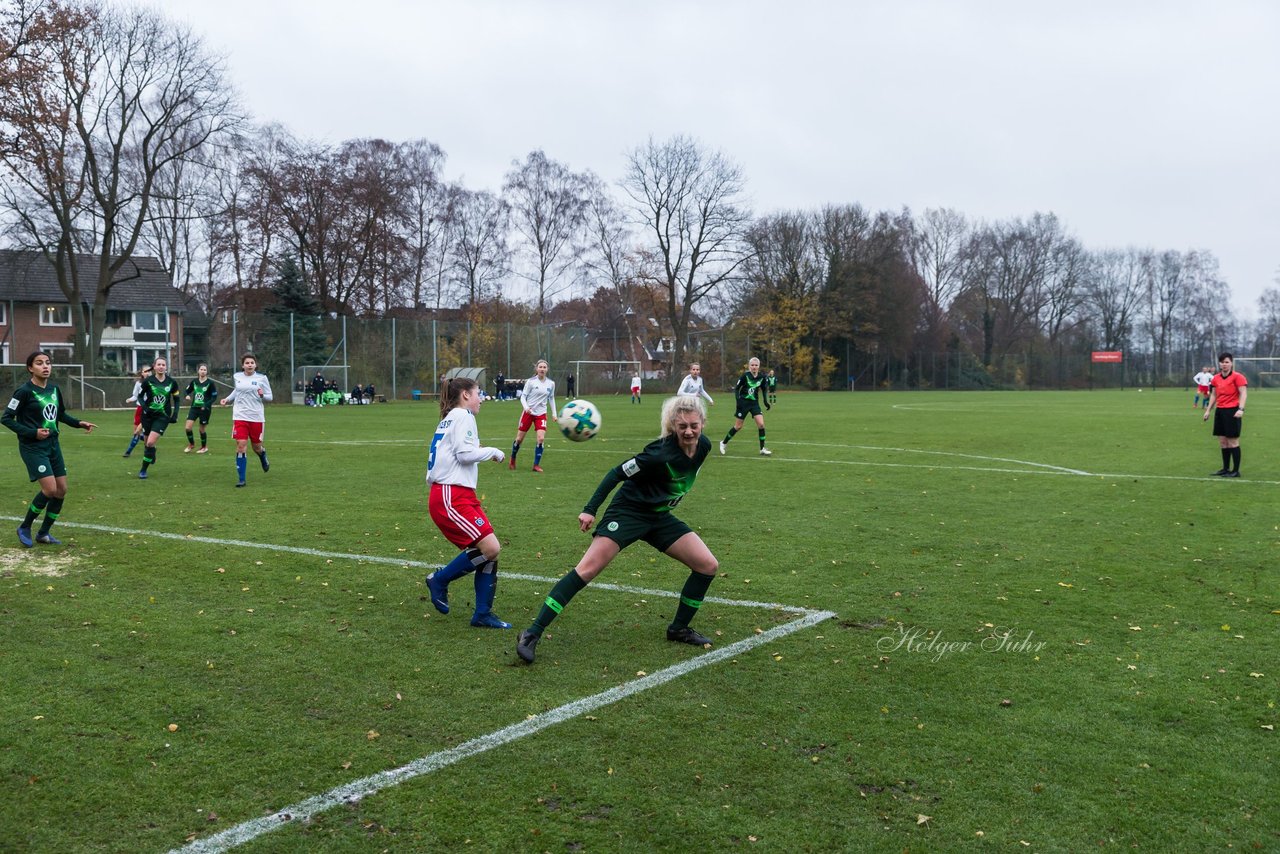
[659,395,707,438]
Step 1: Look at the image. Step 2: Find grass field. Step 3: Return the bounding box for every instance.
[1,387,1276,852]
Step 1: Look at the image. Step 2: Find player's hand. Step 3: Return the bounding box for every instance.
[1202,411,1210,422]
[81,422,97,433]
[35,427,50,440]
[168,416,178,424]
[492,450,505,464]
[578,512,595,533]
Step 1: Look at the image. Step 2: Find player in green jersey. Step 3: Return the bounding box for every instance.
[517,395,718,664]
[183,363,216,453]
[765,368,778,405]
[719,356,772,456]
[2,351,97,546]
[136,357,181,479]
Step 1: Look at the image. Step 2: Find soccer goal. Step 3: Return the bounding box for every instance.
[1230,357,1280,389]
[569,360,642,397]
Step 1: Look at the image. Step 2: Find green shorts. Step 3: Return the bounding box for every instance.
[19,438,66,481]
[734,398,763,420]
[594,501,693,553]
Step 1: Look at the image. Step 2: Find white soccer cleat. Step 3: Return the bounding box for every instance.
[718,441,726,455]
[759,448,772,456]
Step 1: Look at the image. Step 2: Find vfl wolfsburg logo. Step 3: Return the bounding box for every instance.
[38,464,48,473]
[607,521,619,532]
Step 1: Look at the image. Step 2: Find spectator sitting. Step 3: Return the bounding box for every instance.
[351,383,365,404]
[366,383,377,402]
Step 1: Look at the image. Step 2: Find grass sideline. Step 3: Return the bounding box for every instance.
[0,388,1275,851]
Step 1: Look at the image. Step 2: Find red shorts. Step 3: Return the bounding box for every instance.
[133,405,143,427]
[428,483,494,548]
[518,410,548,434]
[1198,385,1210,395]
[631,385,641,395]
[232,420,265,444]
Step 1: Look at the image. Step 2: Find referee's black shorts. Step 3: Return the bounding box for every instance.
[1212,407,1242,438]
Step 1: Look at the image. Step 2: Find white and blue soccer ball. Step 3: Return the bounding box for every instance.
[558,399,601,442]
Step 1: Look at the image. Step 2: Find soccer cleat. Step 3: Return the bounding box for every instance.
[425,572,450,614]
[1222,471,1240,478]
[122,452,131,458]
[516,629,540,663]
[718,441,726,455]
[260,457,269,472]
[1212,468,1230,476]
[138,470,148,479]
[471,612,512,629]
[532,465,543,473]
[667,625,713,648]
[196,447,209,454]
[16,526,33,548]
[759,448,772,456]
[508,457,516,470]
[235,481,246,488]
[184,445,193,453]
[35,532,61,545]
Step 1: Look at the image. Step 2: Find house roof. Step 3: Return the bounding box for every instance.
[0,249,193,313]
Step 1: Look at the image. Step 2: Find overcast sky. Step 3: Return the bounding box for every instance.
[158,0,1279,320]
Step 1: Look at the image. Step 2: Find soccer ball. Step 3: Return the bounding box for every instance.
[558,399,601,442]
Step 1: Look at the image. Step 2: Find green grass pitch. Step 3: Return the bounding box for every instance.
[0,389,1276,851]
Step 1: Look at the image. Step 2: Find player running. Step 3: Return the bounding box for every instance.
[719,357,771,456]
[122,364,151,457]
[510,359,556,472]
[517,395,718,664]
[220,354,272,488]
[424,377,511,629]
[3,350,97,546]
[183,363,216,453]
[676,362,714,406]
[136,357,181,480]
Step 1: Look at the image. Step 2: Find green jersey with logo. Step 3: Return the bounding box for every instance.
[185,378,216,409]
[735,371,765,402]
[585,434,712,516]
[2,381,82,442]
[139,375,180,419]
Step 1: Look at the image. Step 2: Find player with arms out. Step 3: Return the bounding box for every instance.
[1203,352,1247,477]
[424,377,511,629]
[517,395,718,664]
[220,354,272,487]
[3,350,97,546]
[510,359,556,472]
[183,363,216,453]
[676,362,714,406]
[719,357,771,456]
[136,357,181,479]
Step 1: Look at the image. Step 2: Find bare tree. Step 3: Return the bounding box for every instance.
[503,149,589,322]
[622,135,752,368]
[449,188,509,306]
[909,207,973,332]
[398,138,452,310]
[0,0,242,365]
[1086,248,1145,350]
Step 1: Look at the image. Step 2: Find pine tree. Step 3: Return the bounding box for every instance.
[260,255,328,381]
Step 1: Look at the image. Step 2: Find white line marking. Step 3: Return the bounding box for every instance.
[0,518,824,613]
[170,609,836,854]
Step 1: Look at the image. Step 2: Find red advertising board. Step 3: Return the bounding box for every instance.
[1091,351,1123,363]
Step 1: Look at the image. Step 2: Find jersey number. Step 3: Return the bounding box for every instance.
[428,431,445,472]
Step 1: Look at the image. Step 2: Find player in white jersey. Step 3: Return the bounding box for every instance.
[425,377,510,628]
[219,354,273,488]
[510,359,556,472]
[677,363,714,406]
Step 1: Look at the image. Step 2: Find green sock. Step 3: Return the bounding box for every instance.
[530,569,588,634]
[723,426,738,444]
[671,571,714,629]
[758,428,767,448]
[38,497,63,535]
[22,492,49,528]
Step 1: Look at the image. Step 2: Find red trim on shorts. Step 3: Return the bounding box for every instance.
[233,419,264,444]
[428,482,494,548]
[518,410,547,434]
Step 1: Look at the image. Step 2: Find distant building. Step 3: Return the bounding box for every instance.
[0,250,204,372]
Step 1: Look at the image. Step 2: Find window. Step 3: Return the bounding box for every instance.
[40,304,72,326]
[0,303,7,325]
[133,310,167,332]
[105,309,130,327]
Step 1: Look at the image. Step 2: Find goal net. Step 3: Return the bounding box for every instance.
[568,360,642,398]
[0,362,90,409]
[1230,357,1280,389]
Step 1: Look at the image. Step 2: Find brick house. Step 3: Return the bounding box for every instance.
[0,250,203,372]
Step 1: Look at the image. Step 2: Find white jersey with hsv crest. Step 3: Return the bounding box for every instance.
[427,406,503,488]
[521,376,556,417]
[226,371,273,422]
[677,373,713,404]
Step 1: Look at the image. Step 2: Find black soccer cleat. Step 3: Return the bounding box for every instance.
[516,629,540,663]
[1222,471,1240,478]
[667,625,713,648]
[1212,468,1230,476]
